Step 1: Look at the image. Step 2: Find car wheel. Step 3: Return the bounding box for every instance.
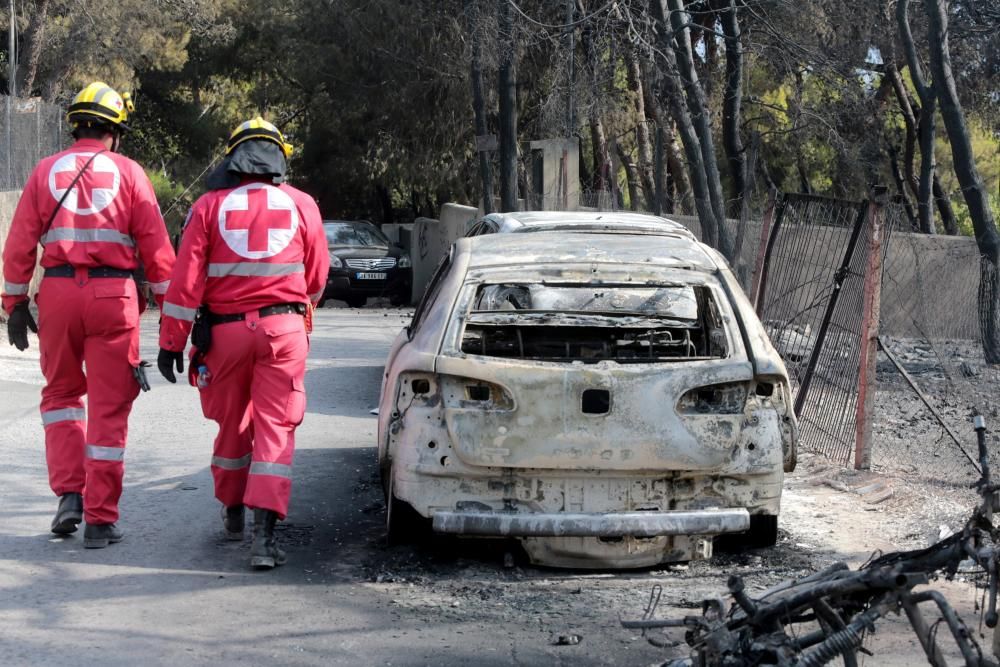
[385,470,428,546]
[388,292,407,307]
[346,296,367,308]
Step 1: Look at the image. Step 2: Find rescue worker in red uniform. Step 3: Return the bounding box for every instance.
[2,82,175,547]
[158,118,328,570]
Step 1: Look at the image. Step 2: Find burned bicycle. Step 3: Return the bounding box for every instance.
[622,416,1000,666]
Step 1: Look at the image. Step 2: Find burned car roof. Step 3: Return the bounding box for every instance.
[459,231,719,272]
[486,211,694,238]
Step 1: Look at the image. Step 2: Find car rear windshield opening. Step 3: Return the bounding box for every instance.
[461,283,728,363]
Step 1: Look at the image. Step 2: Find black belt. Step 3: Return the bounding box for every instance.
[206,303,306,325]
[44,265,134,278]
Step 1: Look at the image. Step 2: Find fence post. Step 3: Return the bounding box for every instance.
[853,194,886,470]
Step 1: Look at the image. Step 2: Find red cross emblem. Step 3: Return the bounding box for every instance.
[218,184,299,259]
[47,153,120,215]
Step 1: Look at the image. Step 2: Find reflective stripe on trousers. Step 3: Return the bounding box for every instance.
[212,454,252,470]
[41,407,86,426]
[249,461,292,479]
[85,444,125,461]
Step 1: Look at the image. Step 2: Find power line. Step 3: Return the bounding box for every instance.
[507,0,616,30]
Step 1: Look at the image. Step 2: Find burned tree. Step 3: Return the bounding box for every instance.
[922,0,1000,361]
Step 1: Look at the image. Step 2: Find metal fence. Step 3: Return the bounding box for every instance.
[750,191,996,483]
[753,194,894,466]
[0,95,67,190]
[872,229,999,483]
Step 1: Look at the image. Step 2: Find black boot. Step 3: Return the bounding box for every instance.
[222,504,245,540]
[51,492,83,535]
[83,523,124,549]
[250,509,286,570]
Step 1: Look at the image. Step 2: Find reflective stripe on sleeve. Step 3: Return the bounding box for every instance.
[207,263,305,278]
[148,280,170,295]
[41,228,135,247]
[212,454,252,471]
[85,444,125,461]
[249,461,292,479]
[41,407,86,426]
[3,281,29,295]
[162,301,198,321]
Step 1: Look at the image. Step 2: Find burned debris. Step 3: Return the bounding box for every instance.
[461,283,728,362]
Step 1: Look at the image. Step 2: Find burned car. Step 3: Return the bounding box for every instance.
[465,210,697,240]
[377,230,797,568]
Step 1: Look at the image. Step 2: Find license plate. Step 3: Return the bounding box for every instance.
[356,272,386,280]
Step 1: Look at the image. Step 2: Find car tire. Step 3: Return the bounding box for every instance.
[385,471,428,546]
[346,296,367,308]
[388,292,407,307]
[744,514,779,549]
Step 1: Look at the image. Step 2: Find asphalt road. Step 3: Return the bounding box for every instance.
[0,306,664,667]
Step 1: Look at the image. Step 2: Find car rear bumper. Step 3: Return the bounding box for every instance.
[431,507,750,537]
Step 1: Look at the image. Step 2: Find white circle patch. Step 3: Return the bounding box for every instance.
[217,183,300,259]
[47,152,121,216]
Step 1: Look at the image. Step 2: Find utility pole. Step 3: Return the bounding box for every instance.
[564,0,575,135]
[7,0,15,187]
[498,0,518,212]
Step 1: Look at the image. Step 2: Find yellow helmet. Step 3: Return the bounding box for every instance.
[67,81,134,130]
[226,117,294,158]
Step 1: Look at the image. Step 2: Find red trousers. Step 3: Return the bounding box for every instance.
[37,273,141,524]
[198,311,307,519]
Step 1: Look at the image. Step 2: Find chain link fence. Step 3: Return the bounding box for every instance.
[872,229,999,483]
[0,95,67,190]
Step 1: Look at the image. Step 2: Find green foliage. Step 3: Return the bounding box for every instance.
[145,169,191,236]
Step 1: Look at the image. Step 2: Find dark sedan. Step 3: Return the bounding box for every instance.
[322,220,412,308]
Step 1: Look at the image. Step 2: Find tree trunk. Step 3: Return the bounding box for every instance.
[625,52,656,211]
[465,0,494,214]
[650,0,717,246]
[615,142,642,210]
[498,0,518,212]
[898,0,937,234]
[641,59,689,214]
[20,0,49,95]
[665,0,732,258]
[885,62,921,205]
[720,0,747,219]
[888,144,919,229]
[932,175,958,235]
[589,115,610,193]
[923,0,1000,361]
[578,1,609,195]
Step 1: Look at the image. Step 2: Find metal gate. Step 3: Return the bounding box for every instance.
[754,193,888,467]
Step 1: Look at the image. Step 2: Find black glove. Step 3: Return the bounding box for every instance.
[157,348,185,384]
[7,302,38,351]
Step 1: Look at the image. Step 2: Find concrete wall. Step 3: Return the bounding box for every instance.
[409,204,479,305]
[0,190,41,319]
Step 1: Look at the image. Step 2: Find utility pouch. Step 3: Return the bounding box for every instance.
[132,361,152,392]
[191,306,212,353]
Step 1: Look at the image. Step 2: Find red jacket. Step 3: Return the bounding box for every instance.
[159,179,329,351]
[2,139,175,314]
